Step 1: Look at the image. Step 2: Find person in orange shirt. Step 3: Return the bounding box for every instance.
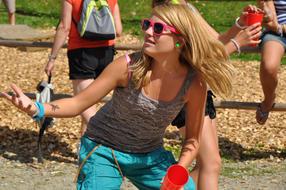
[44,0,122,136]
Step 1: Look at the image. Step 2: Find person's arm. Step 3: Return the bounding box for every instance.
[177,74,207,168]
[44,0,72,76]
[113,2,123,37]
[189,3,262,55]
[218,4,261,43]
[224,22,262,54]
[1,56,129,118]
[258,0,279,32]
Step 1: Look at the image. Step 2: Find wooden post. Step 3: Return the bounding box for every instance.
[0,39,142,51]
[0,39,262,52]
[214,101,286,111]
[4,92,285,112]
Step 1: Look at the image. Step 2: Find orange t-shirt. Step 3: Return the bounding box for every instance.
[65,0,117,50]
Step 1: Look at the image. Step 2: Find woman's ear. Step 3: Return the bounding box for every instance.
[175,42,181,47]
[175,37,185,48]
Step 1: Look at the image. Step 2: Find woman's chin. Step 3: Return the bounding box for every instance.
[143,45,156,55]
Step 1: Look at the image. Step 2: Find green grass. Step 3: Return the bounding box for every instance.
[119,0,151,36]
[164,144,286,177]
[221,162,285,178]
[164,144,181,159]
[0,0,60,28]
[0,0,253,32]
[191,1,253,32]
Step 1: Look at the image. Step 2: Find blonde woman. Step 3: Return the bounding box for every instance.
[152,0,262,190]
[2,4,234,190]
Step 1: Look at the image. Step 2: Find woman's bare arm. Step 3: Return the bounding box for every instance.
[1,56,129,118]
[177,74,207,168]
[45,0,72,76]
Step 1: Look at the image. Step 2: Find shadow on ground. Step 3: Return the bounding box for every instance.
[219,137,286,161]
[0,125,285,164]
[0,125,77,164]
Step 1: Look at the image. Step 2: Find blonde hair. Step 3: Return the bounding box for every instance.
[131,4,234,98]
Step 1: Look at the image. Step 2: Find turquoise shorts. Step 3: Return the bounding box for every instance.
[76,136,195,190]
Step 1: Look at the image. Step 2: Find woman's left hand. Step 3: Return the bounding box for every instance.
[234,22,262,47]
[0,84,36,116]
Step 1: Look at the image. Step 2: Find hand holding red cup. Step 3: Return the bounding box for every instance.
[161,164,189,190]
[245,9,264,46]
[246,10,264,26]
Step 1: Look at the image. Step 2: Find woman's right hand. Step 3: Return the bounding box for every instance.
[238,5,263,27]
[0,84,37,116]
[234,22,262,47]
[45,59,55,77]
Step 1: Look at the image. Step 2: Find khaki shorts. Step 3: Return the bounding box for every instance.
[1,0,15,13]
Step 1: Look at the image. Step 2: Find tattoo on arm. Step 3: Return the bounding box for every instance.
[49,104,60,112]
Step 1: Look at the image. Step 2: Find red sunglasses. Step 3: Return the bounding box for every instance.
[141,19,180,35]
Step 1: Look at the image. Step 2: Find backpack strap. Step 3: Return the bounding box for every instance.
[125,54,132,80]
[71,0,84,27]
[72,16,78,26]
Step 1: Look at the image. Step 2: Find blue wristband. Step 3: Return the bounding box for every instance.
[32,101,45,121]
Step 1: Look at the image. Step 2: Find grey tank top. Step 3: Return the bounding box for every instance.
[85,56,196,153]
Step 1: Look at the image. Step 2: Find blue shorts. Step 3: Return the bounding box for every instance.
[76,136,196,190]
[260,31,286,50]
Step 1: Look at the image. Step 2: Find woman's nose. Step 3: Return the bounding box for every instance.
[145,25,154,36]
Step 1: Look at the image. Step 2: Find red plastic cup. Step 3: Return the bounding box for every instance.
[246,12,264,26]
[245,12,264,46]
[161,164,189,190]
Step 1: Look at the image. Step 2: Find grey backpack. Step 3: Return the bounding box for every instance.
[74,0,116,40]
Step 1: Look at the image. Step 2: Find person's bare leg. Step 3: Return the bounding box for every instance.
[72,79,97,136]
[3,0,16,25]
[260,41,284,111]
[187,116,220,190]
[8,12,15,25]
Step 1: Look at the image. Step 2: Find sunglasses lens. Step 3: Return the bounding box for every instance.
[154,23,164,34]
[142,20,151,31]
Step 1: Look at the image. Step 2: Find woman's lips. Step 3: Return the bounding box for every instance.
[144,39,155,46]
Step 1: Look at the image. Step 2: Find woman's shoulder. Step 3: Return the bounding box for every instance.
[184,72,207,100]
[105,54,138,87]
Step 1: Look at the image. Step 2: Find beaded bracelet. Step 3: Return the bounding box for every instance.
[32,101,45,122]
[48,54,57,62]
[235,17,247,30]
[230,39,241,55]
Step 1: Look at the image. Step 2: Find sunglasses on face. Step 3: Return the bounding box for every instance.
[141,19,180,35]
